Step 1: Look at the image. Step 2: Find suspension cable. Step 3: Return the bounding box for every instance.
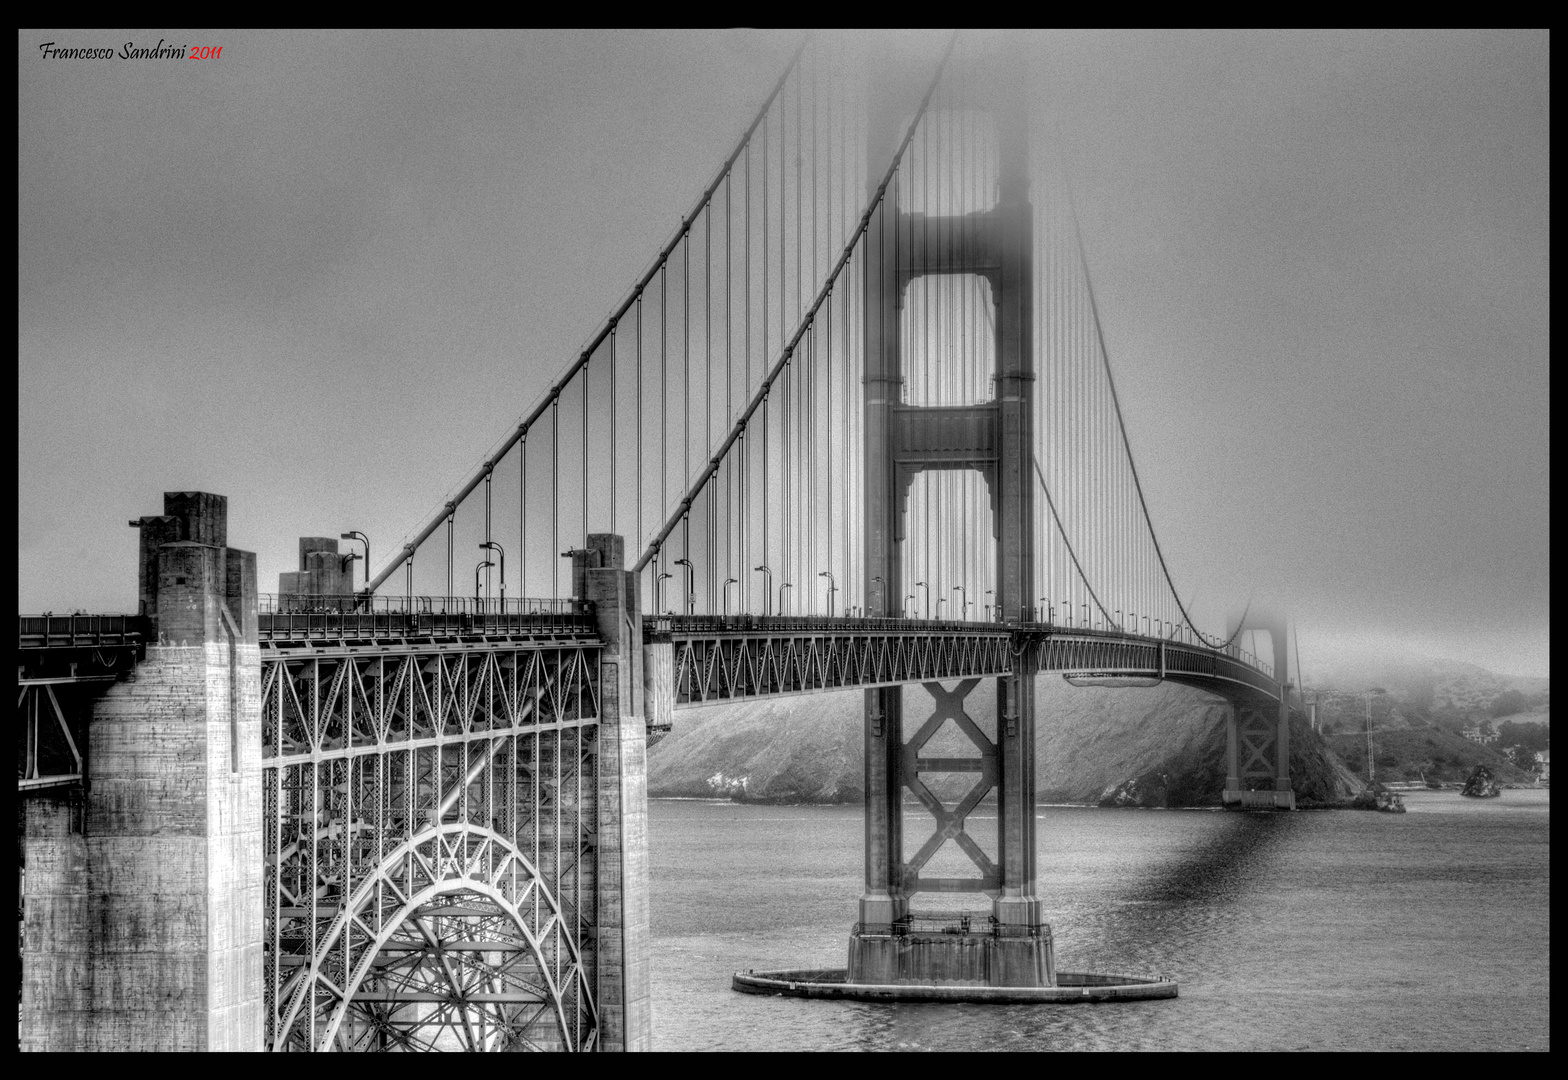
[635,31,961,573]
[365,34,811,595]
[1064,183,1247,650]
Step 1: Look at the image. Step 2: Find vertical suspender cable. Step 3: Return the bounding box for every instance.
[581,361,588,549]
[636,297,643,564]
[551,399,559,597]
[684,230,691,519]
[779,85,791,598]
[826,283,833,608]
[706,201,714,610]
[526,438,533,601]
[744,141,751,611]
[610,329,617,536]
[725,172,733,605]
[660,264,667,557]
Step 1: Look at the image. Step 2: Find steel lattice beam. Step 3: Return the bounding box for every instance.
[259,636,602,1052]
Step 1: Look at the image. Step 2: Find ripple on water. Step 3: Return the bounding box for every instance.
[648,792,1549,1051]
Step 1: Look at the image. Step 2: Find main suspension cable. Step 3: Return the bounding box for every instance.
[1064,183,1247,650]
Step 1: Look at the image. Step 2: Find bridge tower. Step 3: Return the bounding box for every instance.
[1223,608,1296,809]
[852,50,1053,986]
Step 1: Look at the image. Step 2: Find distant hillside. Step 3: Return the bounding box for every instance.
[648,676,1360,808]
[1492,709,1550,729]
[1305,654,1548,722]
[1324,727,1536,786]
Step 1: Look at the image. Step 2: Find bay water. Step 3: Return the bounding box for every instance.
[648,789,1549,1051]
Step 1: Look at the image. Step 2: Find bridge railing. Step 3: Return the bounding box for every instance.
[18,614,147,650]
[658,614,1013,637]
[258,594,593,642]
[260,593,578,616]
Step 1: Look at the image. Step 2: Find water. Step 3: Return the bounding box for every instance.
[648,790,1549,1051]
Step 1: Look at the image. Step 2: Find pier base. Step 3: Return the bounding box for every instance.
[735,969,1176,1004]
[1223,788,1296,809]
[848,923,1055,987]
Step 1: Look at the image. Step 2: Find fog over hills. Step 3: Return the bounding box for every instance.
[1300,641,1549,702]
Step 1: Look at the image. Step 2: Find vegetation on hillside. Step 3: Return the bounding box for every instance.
[1324,727,1537,786]
[647,677,1361,808]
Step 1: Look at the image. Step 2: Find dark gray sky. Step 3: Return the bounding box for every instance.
[17,30,1549,676]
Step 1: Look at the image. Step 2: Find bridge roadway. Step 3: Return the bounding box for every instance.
[254,607,1282,707]
[20,608,1281,797]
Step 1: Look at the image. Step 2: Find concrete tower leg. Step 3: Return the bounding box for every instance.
[857,686,906,930]
[993,664,1041,930]
[21,492,261,1051]
[1275,696,1294,801]
[1223,704,1242,805]
[585,534,653,1052]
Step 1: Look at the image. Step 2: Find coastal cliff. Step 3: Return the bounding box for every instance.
[646,676,1360,807]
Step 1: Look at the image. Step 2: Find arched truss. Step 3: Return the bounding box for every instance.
[274,823,595,1052]
[260,638,601,1052]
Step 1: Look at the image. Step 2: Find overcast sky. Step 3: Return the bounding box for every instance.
[17,29,1549,677]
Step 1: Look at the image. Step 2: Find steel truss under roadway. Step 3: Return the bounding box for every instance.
[260,630,602,1052]
[659,616,1281,710]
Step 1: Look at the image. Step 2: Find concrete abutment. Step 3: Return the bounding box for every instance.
[21,492,263,1051]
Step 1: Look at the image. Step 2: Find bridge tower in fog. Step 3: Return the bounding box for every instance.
[1223,607,1296,809]
[853,49,1053,986]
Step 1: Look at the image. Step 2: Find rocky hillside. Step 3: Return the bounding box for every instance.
[647,676,1361,808]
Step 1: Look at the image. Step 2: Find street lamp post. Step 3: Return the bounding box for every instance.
[819,571,837,617]
[952,585,967,622]
[340,551,362,603]
[915,581,930,620]
[935,597,946,618]
[870,575,882,616]
[778,582,792,615]
[905,594,916,618]
[341,531,369,593]
[673,557,696,615]
[753,566,772,616]
[479,542,506,608]
[475,560,494,606]
[656,572,673,615]
[722,577,738,616]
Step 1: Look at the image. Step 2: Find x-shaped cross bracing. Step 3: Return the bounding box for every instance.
[899,679,1001,893]
[1238,706,1277,779]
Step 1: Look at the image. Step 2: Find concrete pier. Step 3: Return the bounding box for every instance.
[21,492,263,1051]
[848,924,1055,987]
[585,534,653,1051]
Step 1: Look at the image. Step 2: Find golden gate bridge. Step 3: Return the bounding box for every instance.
[20,33,1308,1051]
